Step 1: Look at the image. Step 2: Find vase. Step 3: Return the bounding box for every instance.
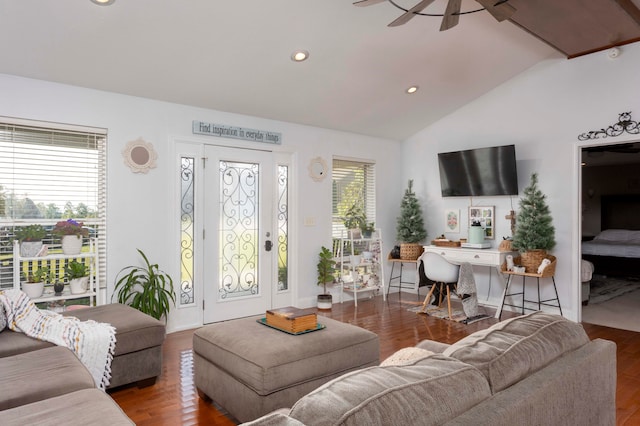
[317,293,333,310]
[22,281,44,299]
[69,277,89,294]
[20,241,43,257]
[61,235,83,255]
[468,226,485,244]
[53,282,65,296]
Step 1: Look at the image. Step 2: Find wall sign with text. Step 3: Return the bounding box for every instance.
[192,121,282,145]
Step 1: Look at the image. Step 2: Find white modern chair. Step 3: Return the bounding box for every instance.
[419,252,460,320]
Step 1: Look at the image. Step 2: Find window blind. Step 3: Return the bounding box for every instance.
[0,119,107,295]
[332,159,376,239]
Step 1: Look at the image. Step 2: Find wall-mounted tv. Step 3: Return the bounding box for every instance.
[438,144,519,197]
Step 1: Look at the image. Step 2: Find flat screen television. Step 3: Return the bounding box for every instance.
[438,144,518,197]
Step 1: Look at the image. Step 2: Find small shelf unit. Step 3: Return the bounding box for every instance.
[337,229,385,307]
[12,239,99,307]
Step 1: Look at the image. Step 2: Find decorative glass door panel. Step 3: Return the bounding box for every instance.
[219,160,260,300]
[203,147,275,323]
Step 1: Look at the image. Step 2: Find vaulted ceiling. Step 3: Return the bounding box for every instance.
[0,1,639,140]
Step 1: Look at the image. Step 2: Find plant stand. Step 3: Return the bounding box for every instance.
[13,239,98,308]
[338,229,385,307]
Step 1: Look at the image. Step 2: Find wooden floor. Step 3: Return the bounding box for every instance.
[110,292,640,425]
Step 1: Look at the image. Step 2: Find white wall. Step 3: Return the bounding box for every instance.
[0,74,402,332]
[402,43,640,321]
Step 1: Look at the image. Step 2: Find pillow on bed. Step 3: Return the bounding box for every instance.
[594,229,640,242]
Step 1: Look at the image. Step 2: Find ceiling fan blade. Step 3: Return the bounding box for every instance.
[388,0,437,27]
[353,0,387,7]
[440,0,462,31]
[475,0,516,22]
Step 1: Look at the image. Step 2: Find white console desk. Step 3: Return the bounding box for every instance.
[422,245,516,318]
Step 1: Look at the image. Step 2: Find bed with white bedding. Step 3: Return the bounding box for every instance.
[582,229,640,277]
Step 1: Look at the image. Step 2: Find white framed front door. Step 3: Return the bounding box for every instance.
[203,146,276,323]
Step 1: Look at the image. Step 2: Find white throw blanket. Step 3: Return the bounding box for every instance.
[0,289,116,390]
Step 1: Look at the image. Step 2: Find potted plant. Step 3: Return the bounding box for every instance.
[350,247,362,266]
[113,249,176,321]
[22,266,51,299]
[53,219,89,255]
[317,246,336,309]
[511,173,556,273]
[396,180,427,260]
[360,221,375,238]
[343,204,366,237]
[65,259,89,294]
[15,224,47,257]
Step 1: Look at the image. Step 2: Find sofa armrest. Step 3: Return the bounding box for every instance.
[416,339,451,353]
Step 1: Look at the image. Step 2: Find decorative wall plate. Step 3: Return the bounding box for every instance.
[308,156,328,182]
[122,138,157,173]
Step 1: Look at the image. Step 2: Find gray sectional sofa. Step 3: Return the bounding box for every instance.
[0,303,166,425]
[242,311,617,426]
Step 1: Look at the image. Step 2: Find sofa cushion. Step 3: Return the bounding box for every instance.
[0,346,95,410]
[442,311,589,393]
[0,389,134,426]
[63,303,165,356]
[288,353,491,426]
[0,329,54,358]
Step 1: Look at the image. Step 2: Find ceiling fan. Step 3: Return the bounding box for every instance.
[354,0,515,31]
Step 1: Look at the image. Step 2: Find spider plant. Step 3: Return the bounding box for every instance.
[113,249,176,321]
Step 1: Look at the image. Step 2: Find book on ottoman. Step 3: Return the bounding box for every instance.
[266,307,317,333]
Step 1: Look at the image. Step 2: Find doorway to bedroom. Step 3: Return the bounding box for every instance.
[580,140,640,332]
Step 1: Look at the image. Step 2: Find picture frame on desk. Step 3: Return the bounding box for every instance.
[469,206,495,239]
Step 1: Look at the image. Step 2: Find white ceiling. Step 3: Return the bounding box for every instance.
[0,0,559,140]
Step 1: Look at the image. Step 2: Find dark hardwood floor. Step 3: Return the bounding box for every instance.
[109,292,640,425]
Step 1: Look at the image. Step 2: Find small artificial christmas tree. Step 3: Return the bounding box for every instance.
[396,180,427,247]
[512,173,556,253]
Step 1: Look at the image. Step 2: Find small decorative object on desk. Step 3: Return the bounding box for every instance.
[266,306,318,334]
[53,282,65,296]
[498,238,512,252]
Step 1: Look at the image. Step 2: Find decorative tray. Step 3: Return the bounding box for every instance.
[431,240,461,247]
[256,318,326,335]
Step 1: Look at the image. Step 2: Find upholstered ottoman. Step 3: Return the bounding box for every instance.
[65,303,166,388]
[0,303,166,390]
[193,315,380,423]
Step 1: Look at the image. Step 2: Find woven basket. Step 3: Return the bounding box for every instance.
[400,243,424,260]
[520,250,547,273]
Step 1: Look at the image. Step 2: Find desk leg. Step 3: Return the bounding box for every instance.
[494,267,508,319]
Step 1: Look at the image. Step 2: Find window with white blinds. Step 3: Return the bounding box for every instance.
[332,159,376,238]
[0,118,107,294]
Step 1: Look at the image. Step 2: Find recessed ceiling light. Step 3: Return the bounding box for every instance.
[91,0,115,5]
[291,50,309,62]
[406,86,419,94]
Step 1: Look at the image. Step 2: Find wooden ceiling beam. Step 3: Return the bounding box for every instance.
[615,0,640,26]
